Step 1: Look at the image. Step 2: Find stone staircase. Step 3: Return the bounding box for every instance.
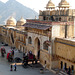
[51,69,68,75]
[58,71,68,75]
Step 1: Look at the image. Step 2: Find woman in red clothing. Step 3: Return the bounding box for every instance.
[7,53,10,59]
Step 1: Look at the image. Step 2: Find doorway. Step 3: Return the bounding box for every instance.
[64,63,67,70]
[61,61,63,69]
[71,65,74,70]
[34,38,40,59]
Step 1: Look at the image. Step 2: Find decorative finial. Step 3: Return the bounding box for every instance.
[61,0,65,2]
[20,16,23,19]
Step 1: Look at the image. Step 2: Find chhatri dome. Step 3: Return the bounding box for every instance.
[16,17,26,26]
[6,16,16,26]
[58,0,70,8]
[46,0,55,9]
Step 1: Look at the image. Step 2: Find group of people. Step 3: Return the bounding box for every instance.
[0,46,14,62]
[63,66,74,75]
[0,46,37,70]
[0,46,17,71]
[23,51,36,67]
[10,63,17,71]
[1,46,14,62]
[7,49,14,62]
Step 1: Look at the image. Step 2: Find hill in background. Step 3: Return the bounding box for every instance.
[0,0,38,24]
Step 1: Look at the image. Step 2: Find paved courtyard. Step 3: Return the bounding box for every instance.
[0,43,55,75]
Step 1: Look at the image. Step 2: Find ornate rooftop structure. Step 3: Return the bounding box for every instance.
[58,0,70,8]
[16,17,26,26]
[46,0,55,9]
[6,16,16,26]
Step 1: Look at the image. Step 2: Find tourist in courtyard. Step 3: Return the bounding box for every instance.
[12,49,14,59]
[67,67,71,75]
[12,50,14,56]
[10,64,13,71]
[1,46,6,57]
[63,65,65,71]
[23,53,25,57]
[14,63,17,71]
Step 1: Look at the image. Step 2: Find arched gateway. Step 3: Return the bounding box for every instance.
[34,37,40,59]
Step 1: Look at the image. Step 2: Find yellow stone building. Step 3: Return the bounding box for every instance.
[55,38,75,70]
[0,0,75,71]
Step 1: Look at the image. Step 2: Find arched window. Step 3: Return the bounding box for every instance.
[59,17,61,21]
[43,16,46,20]
[43,42,48,50]
[28,37,32,44]
[56,18,58,21]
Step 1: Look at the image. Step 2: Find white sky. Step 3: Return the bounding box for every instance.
[1,0,75,13]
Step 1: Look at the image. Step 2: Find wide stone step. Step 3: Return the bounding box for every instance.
[58,71,68,75]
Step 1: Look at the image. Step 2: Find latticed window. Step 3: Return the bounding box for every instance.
[43,42,48,50]
[28,37,32,44]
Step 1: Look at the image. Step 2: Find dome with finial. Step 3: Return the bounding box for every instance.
[46,0,55,9]
[6,16,16,26]
[58,0,70,8]
[16,17,26,26]
[19,17,26,23]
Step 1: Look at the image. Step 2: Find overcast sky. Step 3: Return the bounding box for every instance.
[1,0,75,13]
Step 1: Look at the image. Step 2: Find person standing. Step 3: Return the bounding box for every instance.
[1,46,6,57]
[68,67,71,75]
[14,63,17,71]
[63,65,65,71]
[12,50,14,56]
[10,64,13,71]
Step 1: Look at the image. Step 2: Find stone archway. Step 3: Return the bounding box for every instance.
[11,33,14,44]
[34,37,40,59]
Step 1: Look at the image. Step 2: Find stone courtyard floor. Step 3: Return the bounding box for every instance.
[0,43,55,75]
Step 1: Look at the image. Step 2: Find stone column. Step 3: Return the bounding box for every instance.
[48,45,52,54]
[64,8,66,15]
[74,18,75,37]
[26,38,28,45]
[48,45,52,70]
[59,7,60,15]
